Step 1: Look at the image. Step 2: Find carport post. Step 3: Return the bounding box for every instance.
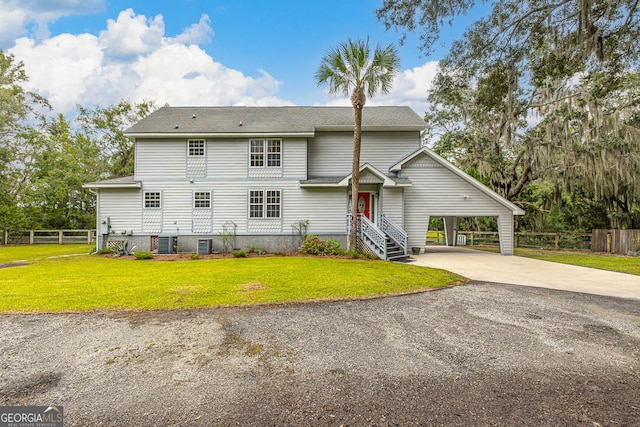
[498,214,515,255]
[443,216,458,247]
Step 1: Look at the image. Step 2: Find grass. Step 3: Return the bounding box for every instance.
[0,244,93,263]
[0,245,464,313]
[475,246,640,276]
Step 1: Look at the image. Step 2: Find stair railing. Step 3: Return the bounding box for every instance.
[380,214,408,256]
[347,214,387,259]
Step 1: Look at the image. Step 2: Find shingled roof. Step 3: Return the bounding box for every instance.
[124,106,426,137]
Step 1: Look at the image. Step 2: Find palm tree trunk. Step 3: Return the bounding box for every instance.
[349,106,363,251]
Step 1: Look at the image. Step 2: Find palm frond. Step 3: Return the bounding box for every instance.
[315,37,399,104]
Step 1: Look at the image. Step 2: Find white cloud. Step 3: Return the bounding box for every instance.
[8,9,292,115]
[0,0,105,47]
[11,34,103,113]
[173,14,214,45]
[98,8,164,59]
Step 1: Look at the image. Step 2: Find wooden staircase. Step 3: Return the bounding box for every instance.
[386,238,407,261]
[349,214,408,261]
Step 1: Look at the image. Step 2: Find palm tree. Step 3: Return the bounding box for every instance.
[315,37,400,251]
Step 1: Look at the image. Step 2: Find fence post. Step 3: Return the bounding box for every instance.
[29,230,34,245]
[87,230,92,244]
[58,230,64,245]
[554,233,559,250]
[470,232,474,246]
[514,233,519,248]
[607,233,612,253]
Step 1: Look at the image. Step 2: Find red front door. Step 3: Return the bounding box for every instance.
[357,192,371,220]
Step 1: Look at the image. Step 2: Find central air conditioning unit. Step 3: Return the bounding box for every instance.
[197,239,213,255]
[158,235,177,254]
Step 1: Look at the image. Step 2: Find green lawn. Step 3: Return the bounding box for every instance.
[0,244,94,263]
[0,245,464,312]
[515,248,640,276]
[475,246,640,276]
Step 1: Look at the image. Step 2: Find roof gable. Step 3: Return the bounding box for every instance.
[391,147,525,215]
[337,163,410,187]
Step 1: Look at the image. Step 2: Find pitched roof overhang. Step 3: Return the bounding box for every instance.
[300,163,412,188]
[83,176,141,189]
[391,147,526,216]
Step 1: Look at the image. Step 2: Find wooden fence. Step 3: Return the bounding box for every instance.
[436,230,637,253]
[1,229,96,246]
[452,231,593,250]
[591,229,640,255]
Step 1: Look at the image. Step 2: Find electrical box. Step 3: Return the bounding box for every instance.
[99,217,110,235]
[197,239,213,255]
[158,236,177,254]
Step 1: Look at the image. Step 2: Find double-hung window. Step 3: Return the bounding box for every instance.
[250,139,281,167]
[144,192,161,209]
[188,140,205,157]
[193,191,211,208]
[249,190,281,218]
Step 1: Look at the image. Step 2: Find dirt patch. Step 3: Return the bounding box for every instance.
[102,251,379,261]
[1,372,62,404]
[0,263,28,269]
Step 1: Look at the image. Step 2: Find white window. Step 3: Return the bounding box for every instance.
[249,190,281,218]
[194,191,211,208]
[144,192,161,209]
[250,140,264,167]
[266,140,281,167]
[188,140,205,156]
[250,139,281,167]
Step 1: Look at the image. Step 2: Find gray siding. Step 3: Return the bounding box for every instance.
[401,153,512,248]
[380,187,403,226]
[284,188,347,234]
[283,138,307,179]
[135,138,186,180]
[98,189,142,233]
[498,214,515,255]
[308,131,421,176]
[136,137,307,180]
[208,139,246,178]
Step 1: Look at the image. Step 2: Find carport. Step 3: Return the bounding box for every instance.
[390,147,525,255]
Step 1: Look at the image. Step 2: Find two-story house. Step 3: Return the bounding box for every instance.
[84,106,524,259]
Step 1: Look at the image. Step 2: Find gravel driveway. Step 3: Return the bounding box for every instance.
[1,282,639,426]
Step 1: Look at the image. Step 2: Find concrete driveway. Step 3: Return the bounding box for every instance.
[412,246,640,300]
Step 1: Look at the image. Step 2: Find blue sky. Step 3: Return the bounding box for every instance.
[2,0,481,116]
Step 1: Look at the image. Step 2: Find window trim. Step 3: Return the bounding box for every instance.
[188,139,206,157]
[248,189,281,219]
[144,191,161,209]
[249,139,281,168]
[193,191,211,209]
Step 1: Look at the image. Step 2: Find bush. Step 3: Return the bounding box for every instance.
[114,240,135,257]
[232,250,247,258]
[96,248,114,255]
[247,247,267,255]
[347,250,360,259]
[190,253,200,260]
[300,235,344,256]
[133,251,153,260]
